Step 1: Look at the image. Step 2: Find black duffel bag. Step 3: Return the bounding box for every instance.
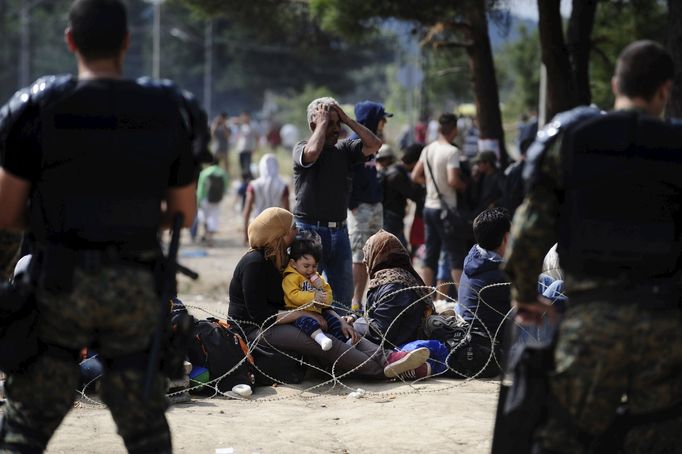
[440,202,474,242]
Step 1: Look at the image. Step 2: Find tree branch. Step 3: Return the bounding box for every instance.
[420,20,471,47]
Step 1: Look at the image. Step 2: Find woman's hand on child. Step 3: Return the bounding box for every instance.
[339,318,359,345]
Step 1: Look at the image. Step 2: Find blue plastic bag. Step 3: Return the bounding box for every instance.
[399,339,449,375]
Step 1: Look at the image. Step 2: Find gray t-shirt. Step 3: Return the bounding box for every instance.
[293,138,366,222]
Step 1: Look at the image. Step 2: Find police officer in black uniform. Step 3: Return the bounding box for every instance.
[0,1,203,452]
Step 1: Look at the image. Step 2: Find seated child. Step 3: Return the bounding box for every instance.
[282,231,348,351]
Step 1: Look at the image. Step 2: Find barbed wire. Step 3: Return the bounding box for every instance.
[75,275,563,407]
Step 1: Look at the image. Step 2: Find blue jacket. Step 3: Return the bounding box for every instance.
[348,101,386,208]
[457,245,510,335]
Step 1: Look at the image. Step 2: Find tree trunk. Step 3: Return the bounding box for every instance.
[666,0,682,118]
[566,0,597,106]
[462,0,508,166]
[538,0,576,119]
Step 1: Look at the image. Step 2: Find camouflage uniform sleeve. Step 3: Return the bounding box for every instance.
[503,137,564,303]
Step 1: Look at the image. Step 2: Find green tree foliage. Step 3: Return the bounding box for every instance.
[422,46,472,113]
[590,0,667,109]
[0,0,393,118]
[178,0,395,113]
[0,0,74,103]
[311,0,510,163]
[496,25,540,117]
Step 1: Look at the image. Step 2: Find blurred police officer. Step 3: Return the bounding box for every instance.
[0,0,200,452]
[504,40,682,452]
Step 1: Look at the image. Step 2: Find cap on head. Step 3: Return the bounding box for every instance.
[354,101,393,134]
[376,144,395,161]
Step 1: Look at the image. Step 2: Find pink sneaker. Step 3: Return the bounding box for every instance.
[383,347,430,378]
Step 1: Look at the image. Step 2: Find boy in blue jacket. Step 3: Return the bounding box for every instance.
[457,207,511,337]
[450,208,511,378]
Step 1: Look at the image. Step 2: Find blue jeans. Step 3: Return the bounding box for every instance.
[294,311,349,342]
[423,207,467,271]
[295,221,353,312]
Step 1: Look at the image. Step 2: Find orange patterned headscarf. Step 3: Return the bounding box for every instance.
[247,207,294,272]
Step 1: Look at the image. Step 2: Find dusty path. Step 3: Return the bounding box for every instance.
[38,198,500,453]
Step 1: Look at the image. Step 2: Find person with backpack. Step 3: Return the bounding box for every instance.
[411,113,468,291]
[197,156,229,245]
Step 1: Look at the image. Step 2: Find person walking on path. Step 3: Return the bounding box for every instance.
[243,153,289,245]
[197,156,229,245]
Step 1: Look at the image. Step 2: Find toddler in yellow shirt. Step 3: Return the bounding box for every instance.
[282,231,348,350]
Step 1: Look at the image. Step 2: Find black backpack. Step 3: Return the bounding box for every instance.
[425,315,501,379]
[186,318,256,393]
[206,173,225,203]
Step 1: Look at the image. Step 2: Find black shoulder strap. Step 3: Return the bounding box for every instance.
[424,145,450,209]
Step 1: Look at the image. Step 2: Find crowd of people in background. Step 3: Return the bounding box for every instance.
[193,95,554,389]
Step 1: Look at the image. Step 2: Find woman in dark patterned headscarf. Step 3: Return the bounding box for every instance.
[354,230,434,347]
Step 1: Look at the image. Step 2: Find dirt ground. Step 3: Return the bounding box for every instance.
[40,194,500,454]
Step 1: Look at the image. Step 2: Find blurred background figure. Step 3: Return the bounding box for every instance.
[280,123,300,152]
[210,112,231,175]
[197,156,229,245]
[376,143,425,248]
[265,118,282,152]
[243,153,289,245]
[236,111,259,178]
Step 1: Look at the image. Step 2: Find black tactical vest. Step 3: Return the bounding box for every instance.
[0,75,208,251]
[557,110,682,281]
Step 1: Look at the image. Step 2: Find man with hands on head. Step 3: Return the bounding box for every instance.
[292,97,382,311]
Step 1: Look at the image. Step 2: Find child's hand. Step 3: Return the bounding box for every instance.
[309,274,324,289]
[314,290,328,304]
